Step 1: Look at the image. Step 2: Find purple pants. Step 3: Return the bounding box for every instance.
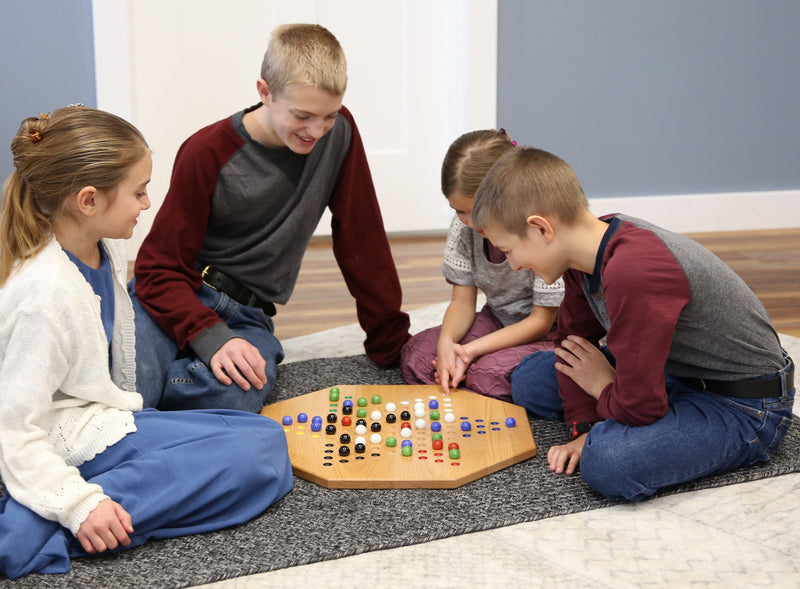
[400,305,557,402]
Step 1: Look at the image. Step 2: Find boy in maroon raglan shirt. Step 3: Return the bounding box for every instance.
[130,24,410,412]
[472,146,794,501]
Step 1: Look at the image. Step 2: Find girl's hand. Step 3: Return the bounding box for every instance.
[447,343,472,389]
[554,335,615,399]
[434,341,462,394]
[547,435,586,475]
[76,499,134,553]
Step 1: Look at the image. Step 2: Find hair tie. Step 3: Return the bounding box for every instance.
[497,128,517,147]
[30,129,42,143]
[39,113,50,120]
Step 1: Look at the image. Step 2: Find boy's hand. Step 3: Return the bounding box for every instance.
[547,435,586,475]
[554,335,615,399]
[77,499,134,553]
[210,337,268,391]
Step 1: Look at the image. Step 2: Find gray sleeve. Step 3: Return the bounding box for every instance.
[532,275,565,308]
[441,217,475,286]
[190,322,239,366]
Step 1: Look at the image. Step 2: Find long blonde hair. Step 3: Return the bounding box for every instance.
[0,106,148,286]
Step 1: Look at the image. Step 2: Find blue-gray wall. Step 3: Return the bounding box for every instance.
[0,0,97,182]
[498,0,800,198]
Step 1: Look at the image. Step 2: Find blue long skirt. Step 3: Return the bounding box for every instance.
[0,409,293,579]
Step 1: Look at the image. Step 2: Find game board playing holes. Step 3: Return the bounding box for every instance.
[261,384,537,489]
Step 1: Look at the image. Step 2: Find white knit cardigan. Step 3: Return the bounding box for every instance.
[0,237,143,534]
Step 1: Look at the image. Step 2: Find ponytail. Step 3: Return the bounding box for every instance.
[0,170,52,285]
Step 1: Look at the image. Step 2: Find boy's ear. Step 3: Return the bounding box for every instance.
[256,79,271,104]
[75,186,99,217]
[526,215,555,243]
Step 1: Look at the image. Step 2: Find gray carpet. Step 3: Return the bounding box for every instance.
[3,354,800,588]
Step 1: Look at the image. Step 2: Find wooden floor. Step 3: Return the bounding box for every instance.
[274,228,800,340]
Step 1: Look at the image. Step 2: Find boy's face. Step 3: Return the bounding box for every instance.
[259,81,343,154]
[482,219,564,285]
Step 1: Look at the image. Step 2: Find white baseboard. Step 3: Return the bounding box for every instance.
[589,189,800,233]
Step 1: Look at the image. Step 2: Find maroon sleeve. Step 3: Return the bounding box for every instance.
[328,107,411,367]
[556,269,607,423]
[133,120,243,350]
[558,226,692,426]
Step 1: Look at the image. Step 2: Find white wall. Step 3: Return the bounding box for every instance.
[92,0,498,259]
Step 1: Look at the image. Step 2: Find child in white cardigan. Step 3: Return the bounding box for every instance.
[0,106,293,579]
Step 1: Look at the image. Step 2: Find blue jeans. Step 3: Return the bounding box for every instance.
[512,349,795,501]
[129,279,284,412]
[0,409,293,579]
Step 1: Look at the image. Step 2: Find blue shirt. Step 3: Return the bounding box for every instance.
[63,243,115,350]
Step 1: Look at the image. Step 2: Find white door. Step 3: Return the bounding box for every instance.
[92,0,498,259]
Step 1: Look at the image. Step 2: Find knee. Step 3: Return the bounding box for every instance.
[221,413,292,489]
[233,379,277,413]
[232,393,270,414]
[511,352,562,420]
[400,331,437,384]
[579,433,653,502]
[162,362,274,412]
[246,417,293,492]
[463,357,512,402]
[250,416,290,464]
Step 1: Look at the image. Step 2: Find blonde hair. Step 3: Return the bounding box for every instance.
[260,23,347,98]
[441,129,516,198]
[472,147,589,236]
[0,106,148,286]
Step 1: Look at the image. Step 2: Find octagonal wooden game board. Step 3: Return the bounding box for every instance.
[260,384,537,489]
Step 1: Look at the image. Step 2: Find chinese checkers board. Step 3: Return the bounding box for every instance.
[260,384,537,489]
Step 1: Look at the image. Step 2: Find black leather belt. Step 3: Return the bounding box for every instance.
[678,355,794,399]
[200,265,276,316]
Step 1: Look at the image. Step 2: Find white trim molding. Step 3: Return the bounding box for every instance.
[590,190,800,233]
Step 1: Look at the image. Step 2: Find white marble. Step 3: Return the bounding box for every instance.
[195,308,800,589]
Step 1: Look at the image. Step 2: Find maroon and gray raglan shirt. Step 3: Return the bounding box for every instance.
[134,104,410,368]
[557,214,784,427]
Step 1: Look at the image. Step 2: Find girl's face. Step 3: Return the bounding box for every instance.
[98,154,152,239]
[447,191,474,228]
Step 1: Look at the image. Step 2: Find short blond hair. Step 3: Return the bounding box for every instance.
[260,23,347,98]
[472,147,589,236]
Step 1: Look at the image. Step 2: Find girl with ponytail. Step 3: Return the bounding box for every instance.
[0,106,292,579]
